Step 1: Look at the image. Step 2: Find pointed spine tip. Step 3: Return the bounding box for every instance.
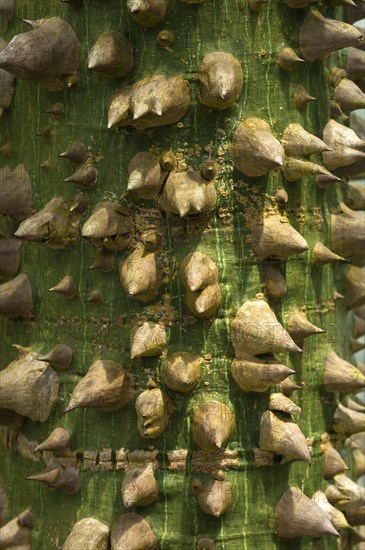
[291,343,303,353]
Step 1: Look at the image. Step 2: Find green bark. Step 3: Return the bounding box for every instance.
[0,0,360,549]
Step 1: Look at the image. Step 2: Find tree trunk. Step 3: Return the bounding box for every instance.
[0,0,364,549]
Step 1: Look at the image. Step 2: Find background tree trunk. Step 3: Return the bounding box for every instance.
[0,0,364,549]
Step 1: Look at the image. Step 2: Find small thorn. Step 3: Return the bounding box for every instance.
[86,289,102,304]
[34,427,70,452]
[64,163,98,189]
[69,192,87,213]
[45,103,65,118]
[22,18,39,28]
[59,141,89,164]
[277,47,305,71]
[38,344,73,369]
[27,468,60,484]
[12,344,33,354]
[49,275,77,299]
[36,126,52,140]
[294,85,316,110]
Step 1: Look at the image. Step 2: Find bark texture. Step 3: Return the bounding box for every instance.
[0,0,363,549]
